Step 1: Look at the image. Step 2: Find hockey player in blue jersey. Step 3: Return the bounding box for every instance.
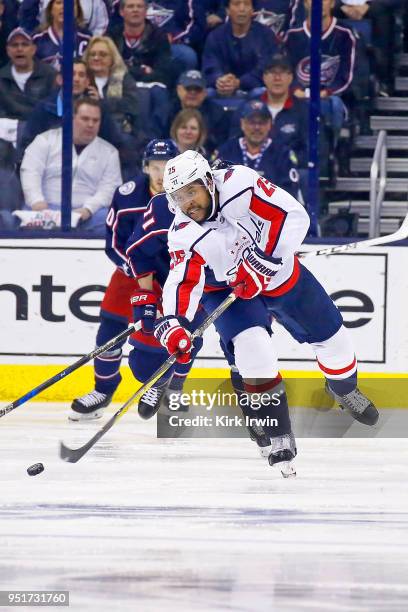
[70,138,181,420]
[152,151,379,471]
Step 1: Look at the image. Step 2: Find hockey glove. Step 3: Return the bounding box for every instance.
[229,246,283,299]
[130,290,158,334]
[154,316,192,364]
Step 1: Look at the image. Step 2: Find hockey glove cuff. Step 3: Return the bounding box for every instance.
[130,290,158,334]
[230,247,283,299]
[154,316,192,364]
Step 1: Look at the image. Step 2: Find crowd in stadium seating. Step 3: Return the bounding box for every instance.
[0,0,406,233]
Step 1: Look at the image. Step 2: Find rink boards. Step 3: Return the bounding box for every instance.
[0,238,407,404]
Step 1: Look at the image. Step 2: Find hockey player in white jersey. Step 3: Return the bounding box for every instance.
[153,151,379,472]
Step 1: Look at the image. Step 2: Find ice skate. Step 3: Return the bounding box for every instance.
[326,383,379,425]
[279,461,296,478]
[69,390,113,421]
[138,383,168,420]
[247,422,271,452]
[265,432,297,467]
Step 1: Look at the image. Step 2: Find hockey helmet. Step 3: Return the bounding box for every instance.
[142,139,179,167]
[163,150,217,219]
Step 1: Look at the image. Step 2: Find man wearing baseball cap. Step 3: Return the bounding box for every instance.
[260,54,308,168]
[214,98,300,197]
[169,69,230,153]
[0,27,56,122]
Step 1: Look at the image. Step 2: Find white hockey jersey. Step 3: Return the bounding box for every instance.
[163,165,310,320]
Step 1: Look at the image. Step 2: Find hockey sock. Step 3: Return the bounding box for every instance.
[240,375,292,437]
[94,317,127,394]
[326,371,358,396]
[94,348,123,395]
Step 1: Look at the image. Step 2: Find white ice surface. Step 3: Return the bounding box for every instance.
[1,403,408,612]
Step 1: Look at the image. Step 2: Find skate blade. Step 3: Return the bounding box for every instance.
[68,409,104,422]
[280,462,296,478]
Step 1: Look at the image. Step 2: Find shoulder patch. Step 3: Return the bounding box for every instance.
[119,180,136,196]
[223,169,234,183]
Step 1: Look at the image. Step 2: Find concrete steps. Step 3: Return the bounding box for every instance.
[350,157,408,174]
[354,135,408,151]
[326,177,408,193]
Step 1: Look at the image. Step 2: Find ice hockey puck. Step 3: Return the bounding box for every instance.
[27,463,44,476]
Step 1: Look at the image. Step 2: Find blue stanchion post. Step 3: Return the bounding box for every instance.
[61,0,74,232]
[307,0,322,237]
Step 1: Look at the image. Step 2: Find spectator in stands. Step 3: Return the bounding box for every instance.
[169,69,230,153]
[108,0,174,87]
[333,0,403,95]
[215,99,300,197]
[19,0,109,36]
[202,0,279,104]
[260,54,308,165]
[230,54,308,166]
[284,0,356,133]
[170,108,208,157]
[145,1,206,69]
[20,58,123,155]
[82,36,145,165]
[20,98,122,233]
[32,0,90,71]
[0,27,57,147]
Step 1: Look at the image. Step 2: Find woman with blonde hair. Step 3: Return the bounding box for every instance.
[170,108,208,157]
[83,36,140,141]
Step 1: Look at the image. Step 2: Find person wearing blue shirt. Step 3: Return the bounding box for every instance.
[202,0,279,102]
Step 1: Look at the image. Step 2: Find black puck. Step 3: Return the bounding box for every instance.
[27,463,44,476]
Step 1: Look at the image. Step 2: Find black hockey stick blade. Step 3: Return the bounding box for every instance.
[60,412,118,463]
[60,292,237,463]
[60,352,177,463]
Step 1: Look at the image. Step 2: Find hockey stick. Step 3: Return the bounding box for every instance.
[299,212,408,258]
[60,292,237,463]
[0,322,141,419]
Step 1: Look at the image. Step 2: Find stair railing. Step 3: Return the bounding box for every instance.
[369,129,387,237]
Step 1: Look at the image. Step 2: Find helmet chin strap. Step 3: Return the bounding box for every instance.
[204,175,218,221]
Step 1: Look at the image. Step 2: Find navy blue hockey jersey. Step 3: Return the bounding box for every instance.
[33,27,90,71]
[105,174,152,275]
[283,17,356,96]
[125,192,173,288]
[216,137,299,198]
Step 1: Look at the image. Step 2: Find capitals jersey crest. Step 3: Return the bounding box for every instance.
[296,54,341,88]
[174,221,191,231]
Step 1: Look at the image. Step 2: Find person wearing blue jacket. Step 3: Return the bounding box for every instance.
[202,0,279,98]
